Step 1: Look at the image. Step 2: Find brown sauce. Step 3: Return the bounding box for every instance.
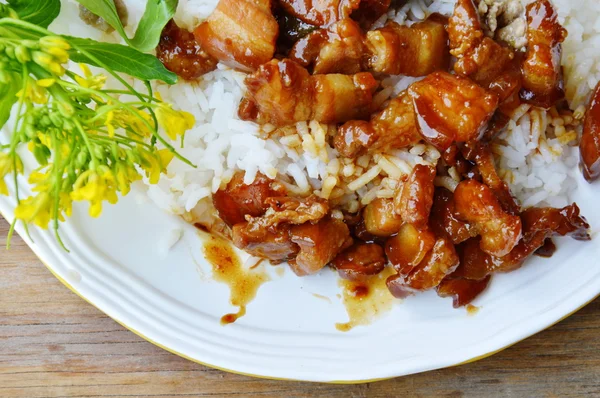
[335,267,397,332]
[466,304,480,316]
[203,237,270,325]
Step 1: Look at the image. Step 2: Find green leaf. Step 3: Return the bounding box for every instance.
[0,73,22,130]
[75,0,177,52]
[130,0,177,52]
[67,37,178,84]
[7,0,61,28]
[73,0,129,42]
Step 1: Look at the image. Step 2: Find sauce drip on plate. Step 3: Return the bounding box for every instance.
[203,237,269,325]
[336,267,397,332]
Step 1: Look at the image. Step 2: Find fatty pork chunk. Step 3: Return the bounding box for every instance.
[580,82,600,182]
[277,0,391,28]
[451,204,590,282]
[290,14,449,76]
[194,0,279,71]
[331,242,386,282]
[239,59,378,126]
[334,91,421,158]
[448,0,515,87]
[519,0,567,108]
[366,14,450,77]
[157,20,218,80]
[212,171,287,227]
[408,71,499,151]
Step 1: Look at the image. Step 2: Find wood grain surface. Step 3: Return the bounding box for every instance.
[1,216,599,398]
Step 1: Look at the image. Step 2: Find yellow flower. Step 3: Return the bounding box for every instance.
[28,168,52,193]
[115,163,141,195]
[141,148,174,184]
[75,63,106,90]
[105,110,116,137]
[17,81,48,104]
[0,152,22,196]
[70,169,118,218]
[156,103,195,141]
[15,193,52,229]
[37,78,56,88]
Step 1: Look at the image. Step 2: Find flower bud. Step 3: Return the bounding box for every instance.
[33,145,49,166]
[39,115,52,128]
[43,47,69,64]
[5,46,15,59]
[32,51,53,68]
[24,124,37,140]
[76,151,88,168]
[49,112,63,128]
[39,36,71,51]
[57,102,74,118]
[93,145,105,159]
[0,70,9,84]
[15,45,30,63]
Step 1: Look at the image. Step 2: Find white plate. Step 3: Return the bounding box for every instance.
[1,163,599,382]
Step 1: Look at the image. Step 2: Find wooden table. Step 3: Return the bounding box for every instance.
[1,217,600,397]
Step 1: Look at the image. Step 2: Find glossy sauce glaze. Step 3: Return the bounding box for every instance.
[336,266,397,332]
[203,237,270,325]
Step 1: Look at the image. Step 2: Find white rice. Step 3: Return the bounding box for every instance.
[52,0,600,226]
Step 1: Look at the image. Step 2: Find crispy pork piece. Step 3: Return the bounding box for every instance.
[157,20,218,80]
[448,0,514,87]
[430,188,478,244]
[394,164,436,229]
[212,172,287,227]
[194,0,279,71]
[386,237,459,298]
[278,0,361,26]
[288,217,353,276]
[454,179,522,257]
[454,204,590,279]
[232,223,299,264]
[362,198,403,237]
[385,224,436,275]
[436,275,491,308]
[240,59,378,126]
[408,72,499,151]
[580,82,600,181]
[332,242,386,282]
[520,0,567,108]
[290,19,367,74]
[366,15,450,77]
[334,91,421,157]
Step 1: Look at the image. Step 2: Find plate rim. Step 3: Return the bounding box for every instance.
[3,203,599,384]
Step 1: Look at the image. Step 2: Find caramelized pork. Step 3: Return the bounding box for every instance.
[394,164,436,229]
[408,72,499,151]
[289,217,353,276]
[436,275,491,308]
[385,224,436,275]
[332,242,386,282]
[335,91,421,157]
[520,0,567,108]
[232,223,299,263]
[448,0,514,87]
[456,204,590,278]
[194,0,279,71]
[212,172,287,227]
[363,198,403,237]
[430,188,478,244]
[454,179,522,257]
[247,195,329,230]
[386,237,459,298]
[240,59,378,126]
[290,19,366,74]
[580,82,600,182]
[157,20,218,80]
[463,142,520,214]
[367,15,450,77]
[278,0,361,26]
